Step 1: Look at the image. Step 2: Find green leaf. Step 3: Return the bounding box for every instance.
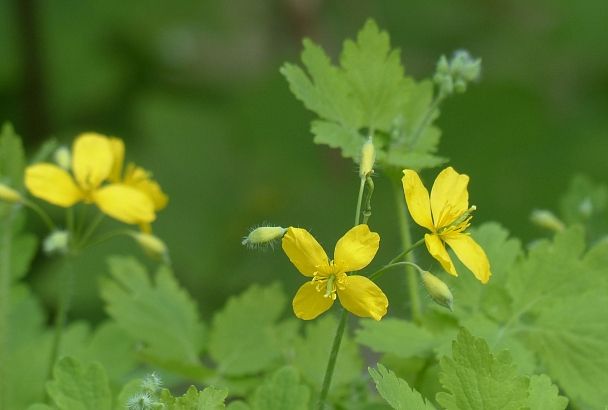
[159,385,228,410]
[369,364,435,410]
[100,256,206,376]
[559,174,608,240]
[251,367,310,410]
[340,19,410,131]
[526,375,568,410]
[436,329,529,410]
[46,357,112,410]
[291,314,362,392]
[521,290,608,407]
[208,283,293,376]
[355,318,436,358]
[448,222,521,322]
[384,80,446,170]
[0,122,25,189]
[281,19,445,171]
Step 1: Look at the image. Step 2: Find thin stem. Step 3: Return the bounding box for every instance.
[318,163,371,409]
[0,206,18,409]
[23,199,55,230]
[369,260,423,282]
[317,308,348,410]
[79,229,132,251]
[77,212,105,248]
[393,181,423,323]
[388,237,425,265]
[354,177,365,226]
[409,92,444,147]
[46,254,75,385]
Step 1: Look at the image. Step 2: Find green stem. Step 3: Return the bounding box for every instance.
[46,254,75,384]
[354,177,365,226]
[0,206,18,409]
[317,308,348,410]
[409,92,444,147]
[393,181,423,323]
[77,212,104,248]
[23,199,55,230]
[318,168,371,409]
[369,259,424,282]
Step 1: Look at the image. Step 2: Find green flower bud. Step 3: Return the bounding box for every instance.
[130,232,170,263]
[421,271,453,311]
[454,79,467,93]
[54,146,72,170]
[359,137,375,178]
[436,55,450,75]
[530,209,565,232]
[43,230,70,255]
[0,183,22,203]
[242,226,286,249]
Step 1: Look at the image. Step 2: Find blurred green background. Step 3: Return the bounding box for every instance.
[1,1,606,319]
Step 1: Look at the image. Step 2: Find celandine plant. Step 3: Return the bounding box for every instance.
[0,18,606,410]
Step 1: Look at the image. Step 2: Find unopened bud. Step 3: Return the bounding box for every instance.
[130,232,169,263]
[0,184,22,203]
[43,230,70,255]
[578,198,593,218]
[54,146,71,170]
[359,137,375,178]
[530,209,565,232]
[242,226,286,248]
[141,372,162,394]
[436,55,450,75]
[421,271,453,311]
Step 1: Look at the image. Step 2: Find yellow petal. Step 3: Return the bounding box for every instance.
[93,184,155,224]
[282,227,328,277]
[444,233,492,284]
[430,167,469,228]
[124,164,168,210]
[108,137,125,182]
[402,170,434,231]
[25,163,83,207]
[334,224,379,272]
[72,133,113,191]
[337,275,388,320]
[425,233,457,276]
[292,281,334,320]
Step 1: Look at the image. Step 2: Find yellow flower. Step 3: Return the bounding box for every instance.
[402,167,492,283]
[282,224,388,320]
[25,133,156,225]
[107,138,168,231]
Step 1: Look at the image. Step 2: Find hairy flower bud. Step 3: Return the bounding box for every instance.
[359,137,376,178]
[242,226,286,248]
[421,271,453,311]
[0,183,22,203]
[530,209,565,232]
[434,50,481,96]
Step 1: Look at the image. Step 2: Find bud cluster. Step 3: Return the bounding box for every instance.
[434,50,481,95]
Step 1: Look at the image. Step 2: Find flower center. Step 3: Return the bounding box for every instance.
[312,261,347,300]
[437,205,476,235]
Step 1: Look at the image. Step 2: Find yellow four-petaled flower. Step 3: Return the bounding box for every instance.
[402,166,491,283]
[282,224,388,320]
[25,133,167,226]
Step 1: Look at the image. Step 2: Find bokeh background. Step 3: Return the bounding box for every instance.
[1,1,606,320]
